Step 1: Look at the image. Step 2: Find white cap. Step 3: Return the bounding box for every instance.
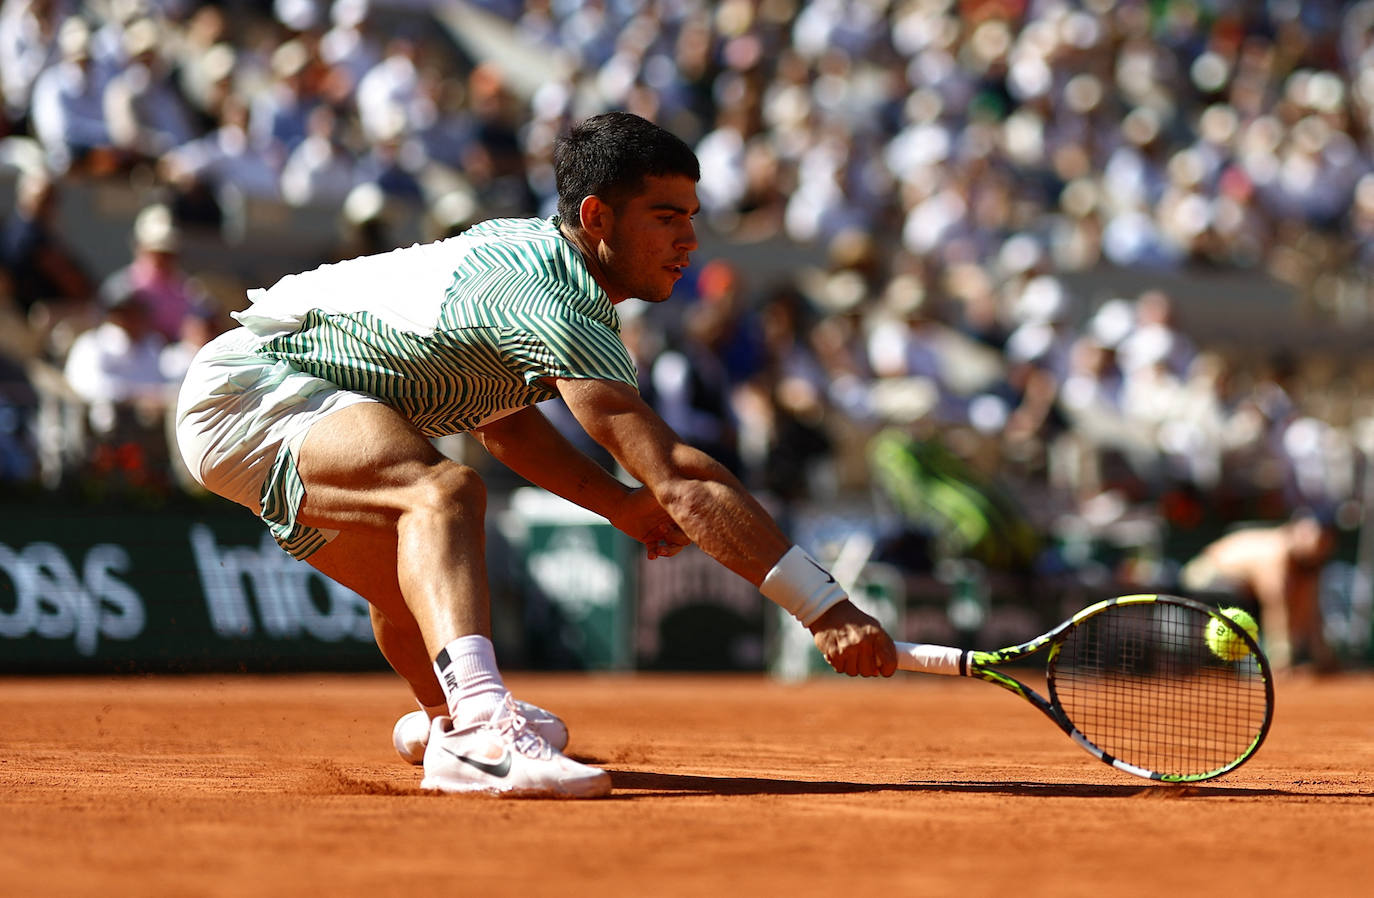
[134,205,179,253]
[1013,274,1067,323]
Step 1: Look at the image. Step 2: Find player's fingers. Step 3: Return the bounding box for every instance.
[857,642,879,678]
[876,634,898,677]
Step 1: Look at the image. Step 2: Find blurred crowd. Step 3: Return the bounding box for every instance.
[2,0,1373,588]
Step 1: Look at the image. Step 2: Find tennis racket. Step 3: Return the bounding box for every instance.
[895,594,1274,782]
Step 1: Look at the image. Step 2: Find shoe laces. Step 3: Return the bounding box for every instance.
[492,693,553,760]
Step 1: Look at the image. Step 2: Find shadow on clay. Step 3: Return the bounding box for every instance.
[600,769,1345,800]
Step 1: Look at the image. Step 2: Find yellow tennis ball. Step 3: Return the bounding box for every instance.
[1206,607,1259,661]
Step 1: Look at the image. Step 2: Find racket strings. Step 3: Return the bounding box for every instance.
[1051,603,1270,778]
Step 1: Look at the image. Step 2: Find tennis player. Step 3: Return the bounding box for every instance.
[175,112,897,798]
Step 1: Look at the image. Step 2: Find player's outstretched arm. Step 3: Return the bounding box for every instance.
[473,405,688,558]
[553,376,896,677]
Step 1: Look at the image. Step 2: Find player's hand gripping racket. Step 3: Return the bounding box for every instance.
[895,594,1274,782]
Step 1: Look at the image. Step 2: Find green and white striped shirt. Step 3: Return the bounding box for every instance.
[231,216,638,435]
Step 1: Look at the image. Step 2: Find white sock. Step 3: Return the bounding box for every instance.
[433,635,507,726]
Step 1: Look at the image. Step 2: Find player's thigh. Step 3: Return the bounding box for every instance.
[293,401,482,532]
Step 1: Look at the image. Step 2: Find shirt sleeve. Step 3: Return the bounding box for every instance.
[442,263,640,389]
[504,308,639,388]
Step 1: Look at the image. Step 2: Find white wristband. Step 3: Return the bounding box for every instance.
[760,545,847,627]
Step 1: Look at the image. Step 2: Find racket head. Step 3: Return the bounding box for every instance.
[1043,594,1274,782]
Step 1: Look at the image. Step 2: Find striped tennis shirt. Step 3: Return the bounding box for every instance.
[231,215,639,434]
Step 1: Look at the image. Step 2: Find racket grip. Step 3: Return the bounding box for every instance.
[894,641,965,676]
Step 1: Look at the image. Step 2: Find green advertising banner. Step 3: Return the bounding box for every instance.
[504,488,637,671]
[0,501,384,673]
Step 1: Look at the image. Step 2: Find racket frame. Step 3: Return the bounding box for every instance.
[898,593,1276,782]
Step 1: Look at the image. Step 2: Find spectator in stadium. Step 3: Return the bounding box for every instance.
[1117,290,1197,379]
[29,16,125,176]
[249,39,325,165]
[159,92,283,202]
[1181,514,1339,674]
[173,7,233,131]
[320,0,382,100]
[352,124,424,203]
[99,204,203,344]
[103,17,197,161]
[280,103,358,207]
[744,282,835,501]
[0,0,62,132]
[865,274,945,385]
[355,35,422,146]
[462,62,538,217]
[650,283,746,478]
[63,281,173,441]
[1,168,93,312]
[0,263,40,483]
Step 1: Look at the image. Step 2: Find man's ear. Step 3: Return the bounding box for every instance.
[578,194,613,242]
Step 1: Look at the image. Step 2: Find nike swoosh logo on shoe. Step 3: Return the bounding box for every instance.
[440,745,512,778]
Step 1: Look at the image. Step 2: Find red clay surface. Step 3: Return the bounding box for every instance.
[2,670,1371,897]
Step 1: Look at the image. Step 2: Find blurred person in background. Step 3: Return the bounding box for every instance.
[0,168,96,358]
[0,350,39,485]
[740,282,835,503]
[249,38,326,167]
[160,91,283,203]
[320,0,382,100]
[649,265,749,479]
[63,281,174,448]
[174,7,234,131]
[279,103,358,207]
[411,64,477,178]
[29,16,127,176]
[1181,513,1339,674]
[158,300,220,384]
[1116,289,1196,379]
[162,30,238,227]
[99,204,204,344]
[103,16,197,162]
[0,0,64,133]
[355,34,422,145]
[461,62,538,217]
[0,264,40,484]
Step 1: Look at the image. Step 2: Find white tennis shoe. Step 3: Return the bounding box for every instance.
[392,699,569,765]
[419,696,610,798]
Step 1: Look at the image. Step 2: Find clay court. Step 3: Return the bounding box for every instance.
[2,670,1370,896]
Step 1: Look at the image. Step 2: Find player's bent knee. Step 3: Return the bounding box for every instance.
[411,462,487,517]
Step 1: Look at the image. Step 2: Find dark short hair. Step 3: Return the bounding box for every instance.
[554,112,700,226]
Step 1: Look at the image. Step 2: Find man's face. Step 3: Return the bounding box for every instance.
[595,174,700,304]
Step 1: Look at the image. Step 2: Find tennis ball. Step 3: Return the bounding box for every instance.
[1205,607,1259,661]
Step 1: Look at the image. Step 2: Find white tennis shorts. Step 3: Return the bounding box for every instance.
[174,327,379,559]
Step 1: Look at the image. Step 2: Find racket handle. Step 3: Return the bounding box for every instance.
[894,641,965,676]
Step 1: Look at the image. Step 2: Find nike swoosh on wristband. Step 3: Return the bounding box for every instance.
[806,558,836,584]
[440,745,512,778]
